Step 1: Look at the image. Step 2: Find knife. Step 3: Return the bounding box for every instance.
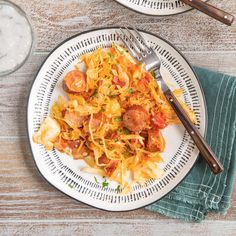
[181,0,235,26]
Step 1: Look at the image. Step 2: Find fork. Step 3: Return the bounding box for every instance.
[116,27,224,175]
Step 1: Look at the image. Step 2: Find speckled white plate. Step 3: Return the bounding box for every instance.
[114,0,206,16]
[27,27,206,211]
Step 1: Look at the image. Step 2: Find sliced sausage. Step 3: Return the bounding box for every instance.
[63,70,86,94]
[123,105,149,132]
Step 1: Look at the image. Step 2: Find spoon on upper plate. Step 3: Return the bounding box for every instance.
[181,0,234,26]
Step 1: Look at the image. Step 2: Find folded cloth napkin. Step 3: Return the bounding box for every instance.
[145,67,236,222]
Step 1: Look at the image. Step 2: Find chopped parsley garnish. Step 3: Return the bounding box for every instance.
[101,107,105,112]
[116,185,121,191]
[102,180,109,188]
[94,176,99,184]
[127,88,134,94]
[92,89,98,98]
[114,138,118,142]
[123,128,130,135]
[108,52,115,60]
[115,117,123,122]
[116,129,121,135]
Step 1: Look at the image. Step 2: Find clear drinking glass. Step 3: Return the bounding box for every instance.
[0,0,34,76]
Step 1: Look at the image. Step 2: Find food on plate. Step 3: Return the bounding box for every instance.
[33,43,196,192]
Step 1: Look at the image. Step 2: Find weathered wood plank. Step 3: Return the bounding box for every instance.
[10,0,236,52]
[0,220,236,236]
[0,138,235,221]
[0,52,235,137]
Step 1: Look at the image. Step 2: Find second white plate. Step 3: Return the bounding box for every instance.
[114,0,193,16]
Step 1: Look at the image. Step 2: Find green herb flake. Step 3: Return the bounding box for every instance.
[116,185,121,191]
[101,107,105,112]
[115,117,123,122]
[108,52,115,60]
[116,129,121,135]
[123,128,130,135]
[110,94,117,98]
[127,88,134,94]
[94,176,99,184]
[102,180,109,188]
[114,138,118,142]
[92,89,98,98]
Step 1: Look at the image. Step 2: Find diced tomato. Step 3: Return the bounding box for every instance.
[151,112,167,129]
[142,73,151,82]
[141,154,149,162]
[131,138,142,148]
[110,132,118,140]
[98,154,110,165]
[63,70,86,94]
[147,128,165,152]
[105,160,119,176]
[112,76,126,88]
[137,73,150,93]
[110,47,116,54]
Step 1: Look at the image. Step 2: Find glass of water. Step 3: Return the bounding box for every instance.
[0,1,34,76]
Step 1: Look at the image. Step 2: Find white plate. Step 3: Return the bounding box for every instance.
[27,27,206,211]
[115,0,205,16]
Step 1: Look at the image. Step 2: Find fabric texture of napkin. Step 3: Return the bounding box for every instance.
[145,67,236,222]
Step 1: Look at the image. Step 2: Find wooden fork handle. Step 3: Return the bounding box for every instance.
[181,0,234,26]
[164,89,224,175]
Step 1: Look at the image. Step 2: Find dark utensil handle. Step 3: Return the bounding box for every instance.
[164,89,224,174]
[181,0,234,26]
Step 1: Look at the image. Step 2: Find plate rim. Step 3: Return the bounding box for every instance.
[114,0,210,17]
[114,0,193,16]
[27,26,208,212]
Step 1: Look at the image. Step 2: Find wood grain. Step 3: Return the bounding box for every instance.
[0,221,235,236]
[10,0,236,52]
[0,138,235,221]
[0,0,235,235]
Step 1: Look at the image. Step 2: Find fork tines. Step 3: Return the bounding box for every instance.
[116,27,151,60]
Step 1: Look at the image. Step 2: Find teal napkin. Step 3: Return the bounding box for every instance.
[145,67,236,222]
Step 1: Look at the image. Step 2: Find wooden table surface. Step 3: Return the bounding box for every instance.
[0,0,236,235]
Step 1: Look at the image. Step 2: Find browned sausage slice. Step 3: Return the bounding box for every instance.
[63,70,86,94]
[123,105,149,132]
